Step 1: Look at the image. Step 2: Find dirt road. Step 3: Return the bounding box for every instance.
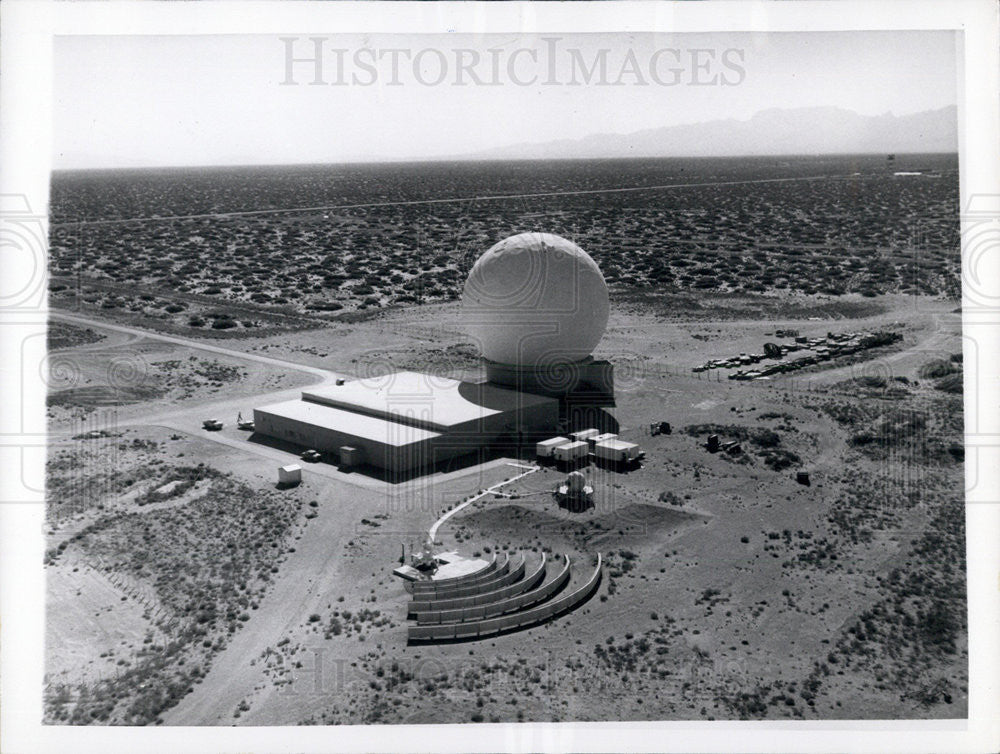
[49,310,337,381]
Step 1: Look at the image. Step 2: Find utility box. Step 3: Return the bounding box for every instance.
[594,439,643,466]
[278,464,302,486]
[536,436,570,459]
[339,446,363,467]
[554,440,589,464]
[588,432,618,450]
[796,471,811,486]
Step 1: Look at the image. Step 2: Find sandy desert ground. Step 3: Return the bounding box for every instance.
[44,290,966,725]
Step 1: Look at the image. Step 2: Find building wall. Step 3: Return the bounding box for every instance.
[253,407,438,472]
[254,384,559,473]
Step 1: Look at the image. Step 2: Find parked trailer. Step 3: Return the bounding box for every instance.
[536,436,570,460]
[554,441,589,464]
[594,439,643,466]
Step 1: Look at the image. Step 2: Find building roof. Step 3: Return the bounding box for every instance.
[537,436,570,448]
[256,398,441,447]
[595,438,639,451]
[302,371,557,433]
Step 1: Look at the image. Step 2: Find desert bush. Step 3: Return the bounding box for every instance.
[854,375,887,389]
[919,359,957,379]
[658,491,684,506]
[934,373,963,394]
[759,448,801,471]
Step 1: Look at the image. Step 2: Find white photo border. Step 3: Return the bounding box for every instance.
[1,2,997,753]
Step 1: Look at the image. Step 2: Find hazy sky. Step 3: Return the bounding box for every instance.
[54,30,958,169]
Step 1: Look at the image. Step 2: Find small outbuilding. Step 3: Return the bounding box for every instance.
[554,440,589,465]
[536,436,570,460]
[278,464,302,486]
[570,428,600,443]
[588,432,618,450]
[339,446,363,467]
[594,438,643,466]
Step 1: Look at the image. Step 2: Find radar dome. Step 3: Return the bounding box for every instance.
[461,233,609,366]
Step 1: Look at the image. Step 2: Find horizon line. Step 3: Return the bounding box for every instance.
[53,150,959,174]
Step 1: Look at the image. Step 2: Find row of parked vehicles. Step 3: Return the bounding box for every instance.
[692,330,902,381]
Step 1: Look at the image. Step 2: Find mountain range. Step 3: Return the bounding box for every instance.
[465,105,957,160]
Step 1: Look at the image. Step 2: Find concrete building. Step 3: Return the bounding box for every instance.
[254,371,558,474]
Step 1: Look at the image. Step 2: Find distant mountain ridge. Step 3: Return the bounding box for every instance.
[466,105,957,160]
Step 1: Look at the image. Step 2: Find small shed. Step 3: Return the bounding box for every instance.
[554,440,589,463]
[588,432,618,450]
[536,436,570,459]
[278,464,302,486]
[594,439,642,464]
[339,446,363,467]
[570,428,600,443]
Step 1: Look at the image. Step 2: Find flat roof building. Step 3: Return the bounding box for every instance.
[254,371,559,474]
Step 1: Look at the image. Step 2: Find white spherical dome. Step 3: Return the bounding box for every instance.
[461,233,609,366]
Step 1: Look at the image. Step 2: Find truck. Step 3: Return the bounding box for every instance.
[202,419,223,431]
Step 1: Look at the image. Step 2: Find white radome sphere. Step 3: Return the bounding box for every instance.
[461,233,609,365]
